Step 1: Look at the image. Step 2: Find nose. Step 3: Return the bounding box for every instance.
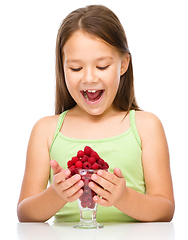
[82,67,98,84]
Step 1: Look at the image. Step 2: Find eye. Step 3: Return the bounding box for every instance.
[70,67,82,72]
[97,65,110,71]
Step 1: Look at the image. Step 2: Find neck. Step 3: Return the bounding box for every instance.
[71,104,120,122]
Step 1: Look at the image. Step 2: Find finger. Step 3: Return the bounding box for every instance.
[113,168,124,178]
[89,180,111,200]
[50,160,63,174]
[64,180,84,198]
[93,170,119,186]
[90,173,113,192]
[93,195,109,207]
[67,188,84,203]
[53,169,71,184]
[50,160,64,175]
[61,174,82,190]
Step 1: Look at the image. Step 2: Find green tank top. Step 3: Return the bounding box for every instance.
[49,110,145,222]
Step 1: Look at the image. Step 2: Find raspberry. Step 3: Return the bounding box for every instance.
[67,160,73,168]
[88,200,95,209]
[67,146,109,177]
[75,160,83,168]
[81,174,91,186]
[84,178,90,186]
[82,193,90,202]
[88,157,96,165]
[80,155,89,163]
[80,193,95,208]
[102,163,109,169]
[77,150,84,158]
[70,165,76,170]
[83,162,92,169]
[84,146,92,156]
[90,151,99,160]
[84,186,90,193]
[69,165,76,175]
[81,201,88,208]
[97,158,104,166]
[92,163,99,169]
[72,156,78,164]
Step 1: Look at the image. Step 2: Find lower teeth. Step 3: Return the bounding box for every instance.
[83,92,89,100]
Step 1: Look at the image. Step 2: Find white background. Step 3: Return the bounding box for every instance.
[0,0,187,227]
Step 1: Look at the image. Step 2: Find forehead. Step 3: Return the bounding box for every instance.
[63,30,119,61]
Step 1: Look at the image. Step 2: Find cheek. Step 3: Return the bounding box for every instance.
[107,67,121,89]
[64,71,77,91]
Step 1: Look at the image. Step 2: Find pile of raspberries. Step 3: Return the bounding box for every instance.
[67,146,109,209]
[67,146,109,175]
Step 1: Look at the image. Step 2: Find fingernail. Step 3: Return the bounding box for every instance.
[74,174,80,181]
[97,170,103,176]
[89,182,94,188]
[93,196,98,201]
[78,181,83,187]
[78,189,83,194]
[65,169,70,176]
[92,174,98,180]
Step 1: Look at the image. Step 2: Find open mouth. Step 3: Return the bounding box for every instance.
[81,90,104,102]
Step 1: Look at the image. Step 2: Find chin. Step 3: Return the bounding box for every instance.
[85,107,107,116]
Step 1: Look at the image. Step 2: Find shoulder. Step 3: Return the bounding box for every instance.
[30,114,60,149]
[135,110,163,128]
[134,111,166,146]
[33,114,60,131]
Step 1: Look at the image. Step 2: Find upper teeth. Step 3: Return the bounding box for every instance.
[84,90,97,93]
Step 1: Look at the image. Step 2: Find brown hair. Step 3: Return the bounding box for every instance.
[55,5,141,114]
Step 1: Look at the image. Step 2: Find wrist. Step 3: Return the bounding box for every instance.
[114,186,130,211]
[50,184,67,205]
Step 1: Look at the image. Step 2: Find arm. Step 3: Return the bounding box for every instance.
[89,112,175,222]
[17,117,83,222]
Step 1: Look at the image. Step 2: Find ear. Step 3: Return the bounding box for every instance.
[120,53,130,76]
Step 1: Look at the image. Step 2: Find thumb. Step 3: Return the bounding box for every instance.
[113,167,124,178]
[50,160,64,175]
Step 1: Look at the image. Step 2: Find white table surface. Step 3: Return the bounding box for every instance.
[2,220,187,240]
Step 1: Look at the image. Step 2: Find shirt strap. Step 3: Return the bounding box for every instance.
[130,110,142,148]
[49,110,69,154]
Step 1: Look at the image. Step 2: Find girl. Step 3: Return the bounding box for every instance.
[17,5,175,223]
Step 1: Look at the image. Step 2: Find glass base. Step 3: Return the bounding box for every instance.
[73,219,103,229]
[73,209,103,229]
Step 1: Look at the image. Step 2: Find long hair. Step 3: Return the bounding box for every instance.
[55,5,141,114]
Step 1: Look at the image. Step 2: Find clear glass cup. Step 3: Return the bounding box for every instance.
[73,169,103,229]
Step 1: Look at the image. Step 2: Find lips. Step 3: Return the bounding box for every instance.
[81,90,104,102]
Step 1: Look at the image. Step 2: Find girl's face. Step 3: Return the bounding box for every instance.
[63,30,129,116]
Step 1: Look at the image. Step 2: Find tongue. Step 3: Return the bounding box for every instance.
[86,90,102,101]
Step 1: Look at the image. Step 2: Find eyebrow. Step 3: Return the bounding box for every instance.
[66,56,113,63]
[96,56,113,61]
[66,59,82,63]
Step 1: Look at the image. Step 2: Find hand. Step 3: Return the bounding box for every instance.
[89,168,127,207]
[50,160,84,202]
